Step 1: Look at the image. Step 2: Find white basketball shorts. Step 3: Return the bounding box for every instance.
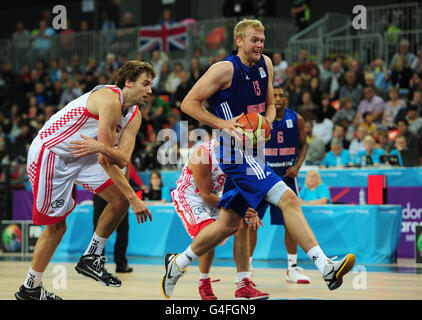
[171,189,221,239]
[27,140,113,225]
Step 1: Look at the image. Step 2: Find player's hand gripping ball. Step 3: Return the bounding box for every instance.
[236,113,271,147]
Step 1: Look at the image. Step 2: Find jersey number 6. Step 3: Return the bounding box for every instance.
[278,131,284,143]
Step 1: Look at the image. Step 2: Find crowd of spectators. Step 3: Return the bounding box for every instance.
[1,11,422,175]
[274,46,422,169]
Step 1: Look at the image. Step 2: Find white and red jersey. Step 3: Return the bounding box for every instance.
[173,139,226,205]
[33,85,138,158]
[172,140,226,237]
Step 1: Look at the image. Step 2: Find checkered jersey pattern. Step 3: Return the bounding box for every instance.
[27,161,37,189]
[82,183,95,193]
[39,107,86,140]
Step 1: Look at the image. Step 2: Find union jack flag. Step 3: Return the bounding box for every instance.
[139,22,188,53]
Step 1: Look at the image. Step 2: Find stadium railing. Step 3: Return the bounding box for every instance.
[285,12,350,64]
[325,33,384,65]
[384,28,422,64]
[1,16,298,73]
[365,1,422,35]
[286,2,422,67]
[1,3,420,75]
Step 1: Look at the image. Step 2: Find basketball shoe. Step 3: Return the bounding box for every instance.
[15,283,62,300]
[235,278,270,300]
[198,278,218,300]
[323,254,356,290]
[161,253,186,299]
[75,254,121,287]
[286,265,311,284]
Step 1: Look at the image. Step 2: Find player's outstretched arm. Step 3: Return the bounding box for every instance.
[101,112,151,223]
[99,155,152,223]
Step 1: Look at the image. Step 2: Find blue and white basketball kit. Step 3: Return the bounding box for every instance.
[208,52,290,217]
[258,108,300,225]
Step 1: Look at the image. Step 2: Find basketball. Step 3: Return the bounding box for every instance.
[237,113,271,146]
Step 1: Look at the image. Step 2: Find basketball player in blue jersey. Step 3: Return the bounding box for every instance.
[161,19,355,299]
[250,86,311,284]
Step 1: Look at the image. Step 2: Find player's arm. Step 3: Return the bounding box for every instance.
[69,133,132,169]
[109,112,141,167]
[82,90,150,223]
[69,90,125,166]
[284,114,308,178]
[93,94,137,195]
[69,100,140,169]
[181,62,244,133]
[189,146,220,208]
[97,111,151,223]
[263,55,276,125]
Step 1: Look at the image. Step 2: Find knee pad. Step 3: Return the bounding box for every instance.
[265,180,290,206]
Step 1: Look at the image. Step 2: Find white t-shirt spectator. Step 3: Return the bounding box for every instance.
[312,118,333,146]
[273,60,288,87]
[349,138,365,160]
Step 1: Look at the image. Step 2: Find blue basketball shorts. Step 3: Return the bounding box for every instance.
[216,148,290,217]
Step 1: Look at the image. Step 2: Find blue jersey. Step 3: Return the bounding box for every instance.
[210,52,269,164]
[257,108,299,225]
[265,108,299,177]
[209,52,268,119]
[206,52,284,216]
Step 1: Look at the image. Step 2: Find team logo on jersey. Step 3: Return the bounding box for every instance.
[246,75,250,80]
[51,199,65,209]
[286,119,293,128]
[193,206,207,216]
[259,67,266,78]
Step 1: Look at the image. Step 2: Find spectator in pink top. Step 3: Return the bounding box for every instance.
[354,86,385,127]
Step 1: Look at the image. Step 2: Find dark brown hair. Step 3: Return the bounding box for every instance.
[114,60,156,89]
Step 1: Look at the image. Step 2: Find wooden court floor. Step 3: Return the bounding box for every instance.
[0,258,421,300]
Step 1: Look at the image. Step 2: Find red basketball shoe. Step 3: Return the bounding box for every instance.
[235,278,269,300]
[198,278,218,300]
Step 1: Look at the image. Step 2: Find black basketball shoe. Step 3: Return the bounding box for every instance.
[75,254,122,287]
[15,283,62,300]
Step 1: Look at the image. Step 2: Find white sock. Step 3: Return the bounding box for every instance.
[24,267,43,289]
[199,273,210,280]
[248,257,254,278]
[287,253,297,268]
[175,245,198,269]
[306,246,328,274]
[237,271,249,282]
[84,233,108,256]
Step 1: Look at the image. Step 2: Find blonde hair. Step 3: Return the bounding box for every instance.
[233,19,265,48]
[305,169,322,188]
